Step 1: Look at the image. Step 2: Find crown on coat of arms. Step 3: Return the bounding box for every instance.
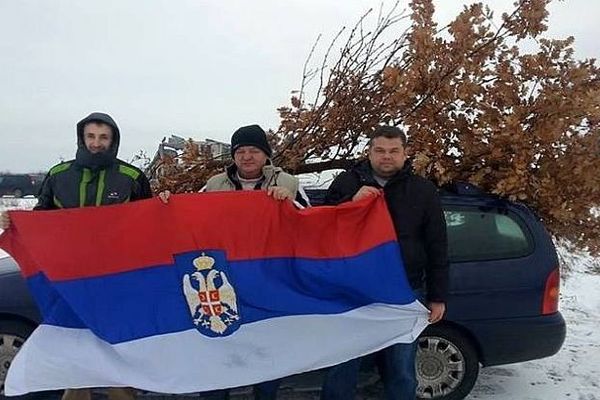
[193,253,215,271]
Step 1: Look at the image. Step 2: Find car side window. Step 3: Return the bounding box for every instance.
[444,207,533,262]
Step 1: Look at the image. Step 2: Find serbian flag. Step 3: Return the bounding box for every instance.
[0,191,428,395]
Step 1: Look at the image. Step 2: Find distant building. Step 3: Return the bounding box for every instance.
[199,138,230,160]
[146,135,230,177]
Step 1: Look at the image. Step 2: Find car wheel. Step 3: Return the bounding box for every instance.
[13,189,23,198]
[0,320,34,395]
[416,325,479,400]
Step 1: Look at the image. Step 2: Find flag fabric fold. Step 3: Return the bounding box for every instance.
[0,191,429,395]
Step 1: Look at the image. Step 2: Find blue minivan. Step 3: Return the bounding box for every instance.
[0,184,565,399]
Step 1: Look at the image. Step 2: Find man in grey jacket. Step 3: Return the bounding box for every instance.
[158,124,309,399]
[204,124,309,207]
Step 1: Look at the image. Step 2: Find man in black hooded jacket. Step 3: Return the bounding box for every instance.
[1,112,151,224]
[34,112,152,210]
[320,126,448,400]
[0,112,151,400]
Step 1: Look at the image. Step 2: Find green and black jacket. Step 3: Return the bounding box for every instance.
[34,112,152,210]
[35,160,152,210]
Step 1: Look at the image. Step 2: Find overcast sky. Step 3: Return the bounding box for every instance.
[0,0,596,172]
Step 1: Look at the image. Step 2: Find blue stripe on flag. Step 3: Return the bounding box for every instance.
[28,241,414,344]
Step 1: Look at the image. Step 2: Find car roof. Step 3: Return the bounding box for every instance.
[0,255,19,276]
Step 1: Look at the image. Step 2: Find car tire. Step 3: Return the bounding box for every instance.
[416,324,479,400]
[12,189,23,198]
[0,320,35,395]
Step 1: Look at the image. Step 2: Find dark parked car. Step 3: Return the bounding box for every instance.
[0,174,41,198]
[0,184,565,399]
[307,184,565,399]
[0,256,40,395]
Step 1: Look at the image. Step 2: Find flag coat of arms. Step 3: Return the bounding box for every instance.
[0,191,429,395]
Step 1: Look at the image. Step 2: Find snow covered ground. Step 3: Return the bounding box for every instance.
[0,197,37,259]
[463,247,600,400]
[1,198,599,399]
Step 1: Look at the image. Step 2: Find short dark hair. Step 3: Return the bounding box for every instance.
[369,126,407,147]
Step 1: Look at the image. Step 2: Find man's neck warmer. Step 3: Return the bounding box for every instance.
[74,147,115,170]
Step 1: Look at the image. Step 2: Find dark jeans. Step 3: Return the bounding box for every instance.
[200,379,281,400]
[321,291,425,400]
[378,341,419,400]
[320,342,418,400]
[320,357,361,400]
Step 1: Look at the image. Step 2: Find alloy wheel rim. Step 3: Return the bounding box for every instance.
[416,336,465,398]
[0,333,26,395]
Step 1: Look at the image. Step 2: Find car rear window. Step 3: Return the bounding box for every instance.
[444,207,533,262]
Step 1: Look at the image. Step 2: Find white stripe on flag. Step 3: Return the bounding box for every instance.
[6,301,429,395]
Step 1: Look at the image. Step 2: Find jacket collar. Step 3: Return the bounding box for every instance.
[225,160,283,190]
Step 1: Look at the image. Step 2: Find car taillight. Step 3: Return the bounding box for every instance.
[542,267,560,314]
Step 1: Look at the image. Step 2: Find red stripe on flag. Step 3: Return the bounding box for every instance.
[0,191,397,281]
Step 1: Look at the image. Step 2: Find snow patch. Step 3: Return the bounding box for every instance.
[467,242,600,399]
[0,198,37,258]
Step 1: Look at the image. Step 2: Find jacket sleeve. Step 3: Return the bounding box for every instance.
[324,173,358,205]
[423,187,449,302]
[33,173,57,210]
[131,173,153,201]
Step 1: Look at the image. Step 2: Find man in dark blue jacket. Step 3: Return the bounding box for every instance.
[321,125,448,400]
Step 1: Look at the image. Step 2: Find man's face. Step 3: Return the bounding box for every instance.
[368,136,408,178]
[83,123,113,154]
[233,146,268,179]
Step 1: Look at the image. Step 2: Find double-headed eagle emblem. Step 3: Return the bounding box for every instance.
[182,252,240,335]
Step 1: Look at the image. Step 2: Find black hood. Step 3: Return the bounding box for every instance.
[75,112,121,169]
